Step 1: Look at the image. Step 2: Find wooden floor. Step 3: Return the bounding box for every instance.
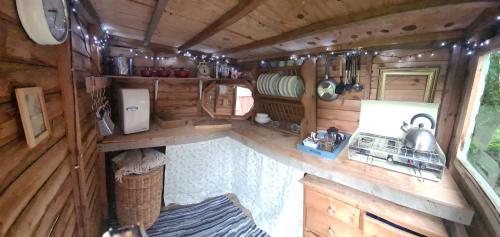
[99,120,474,226]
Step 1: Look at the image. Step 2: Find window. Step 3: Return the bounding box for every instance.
[459,52,500,211]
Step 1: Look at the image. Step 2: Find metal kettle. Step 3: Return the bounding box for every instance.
[400,113,437,152]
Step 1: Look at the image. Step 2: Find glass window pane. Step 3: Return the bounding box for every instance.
[464,52,500,200]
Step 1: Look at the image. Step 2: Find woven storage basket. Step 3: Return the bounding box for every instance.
[115,166,163,229]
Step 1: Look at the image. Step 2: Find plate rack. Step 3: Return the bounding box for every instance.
[253,59,316,138]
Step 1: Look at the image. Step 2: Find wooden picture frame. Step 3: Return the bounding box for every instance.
[15,87,51,148]
[377,67,440,102]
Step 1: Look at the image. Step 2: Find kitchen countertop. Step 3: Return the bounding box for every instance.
[98,120,474,225]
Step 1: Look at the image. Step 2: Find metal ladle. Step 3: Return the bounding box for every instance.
[352,54,364,91]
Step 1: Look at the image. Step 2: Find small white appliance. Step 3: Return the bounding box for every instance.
[118,89,150,134]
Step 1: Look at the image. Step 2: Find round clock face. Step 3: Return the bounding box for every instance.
[16,0,69,45]
[198,64,210,76]
[42,0,68,42]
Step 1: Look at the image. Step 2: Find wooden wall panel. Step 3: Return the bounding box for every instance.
[115,79,204,118]
[0,140,68,235]
[70,16,108,237]
[316,48,451,137]
[0,2,79,236]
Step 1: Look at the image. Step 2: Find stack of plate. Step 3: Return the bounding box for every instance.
[257,73,305,98]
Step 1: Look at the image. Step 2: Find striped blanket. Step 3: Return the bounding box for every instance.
[146,195,269,237]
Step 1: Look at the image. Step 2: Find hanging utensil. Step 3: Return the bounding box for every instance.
[96,102,114,136]
[335,56,345,94]
[345,54,353,91]
[353,54,364,91]
[317,56,338,101]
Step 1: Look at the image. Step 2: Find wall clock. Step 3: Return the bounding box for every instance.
[16,0,69,45]
[198,61,211,78]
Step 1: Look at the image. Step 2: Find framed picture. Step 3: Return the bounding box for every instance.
[377,67,440,103]
[15,87,51,148]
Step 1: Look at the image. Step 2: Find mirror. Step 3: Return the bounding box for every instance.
[377,68,440,103]
[202,81,254,120]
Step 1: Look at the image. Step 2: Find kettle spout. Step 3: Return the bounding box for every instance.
[400,121,409,133]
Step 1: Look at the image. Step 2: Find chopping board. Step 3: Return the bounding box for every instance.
[193,119,232,129]
[154,112,188,129]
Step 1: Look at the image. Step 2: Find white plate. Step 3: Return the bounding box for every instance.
[257,73,265,94]
[288,76,297,97]
[277,76,287,96]
[281,76,289,97]
[262,73,270,95]
[295,77,305,98]
[263,73,271,95]
[270,73,281,95]
[268,73,279,95]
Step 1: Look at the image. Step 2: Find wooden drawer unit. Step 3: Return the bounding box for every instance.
[304,189,360,227]
[306,208,363,237]
[302,175,449,237]
[364,214,418,237]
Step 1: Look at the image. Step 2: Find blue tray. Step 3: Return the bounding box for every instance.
[296,134,351,160]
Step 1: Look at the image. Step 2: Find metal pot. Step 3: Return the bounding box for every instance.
[400,113,437,152]
[113,56,133,75]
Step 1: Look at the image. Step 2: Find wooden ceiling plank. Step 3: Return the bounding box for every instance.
[144,0,170,47]
[465,6,500,41]
[220,0,498,55]
[109,35,177,54]
[178,0,264,51]
[237,30,465,62]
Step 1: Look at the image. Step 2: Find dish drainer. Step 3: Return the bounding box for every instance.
[253,59,316,138]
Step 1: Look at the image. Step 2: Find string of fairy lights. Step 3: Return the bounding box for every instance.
[71,0,500,66]
[262,16,500,65]
[261,37,495,66]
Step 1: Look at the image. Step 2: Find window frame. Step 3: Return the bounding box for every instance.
[453,48,500,214]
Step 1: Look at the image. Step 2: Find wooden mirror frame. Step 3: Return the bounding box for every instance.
[201,80,255,120]
[377,67,440,102]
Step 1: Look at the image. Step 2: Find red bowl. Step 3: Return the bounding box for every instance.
[140,68,153,77]
[175,68,190,78]
[157,68,170,77]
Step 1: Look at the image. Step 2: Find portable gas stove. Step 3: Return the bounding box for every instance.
[348,132,445,181]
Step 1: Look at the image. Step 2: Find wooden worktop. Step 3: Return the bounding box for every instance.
[99,120,474,225]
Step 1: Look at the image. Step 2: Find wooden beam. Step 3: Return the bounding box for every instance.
[143,0,169,47]
[436,43,468,165]
[220,0,498,55]
[465,6,500,41]
[74,0,102,26]
[178,0,263,51]
[238,30,465,62]
[109,35,177,54]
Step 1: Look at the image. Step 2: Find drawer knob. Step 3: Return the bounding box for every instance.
[328,205,336,215]
[328,227,336,236]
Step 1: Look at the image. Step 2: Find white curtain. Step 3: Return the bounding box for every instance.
[163,137,304,237]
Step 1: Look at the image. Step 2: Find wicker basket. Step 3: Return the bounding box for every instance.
[115,167,163,229]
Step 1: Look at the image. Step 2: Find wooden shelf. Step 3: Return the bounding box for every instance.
[102,75,215,81]
[258,65,301,72]
[254,94,301,102]
[101,75,254,82]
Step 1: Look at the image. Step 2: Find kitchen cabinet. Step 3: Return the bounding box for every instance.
[302,175,449,237]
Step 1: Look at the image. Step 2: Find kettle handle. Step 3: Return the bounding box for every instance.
[410,113,435,129]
